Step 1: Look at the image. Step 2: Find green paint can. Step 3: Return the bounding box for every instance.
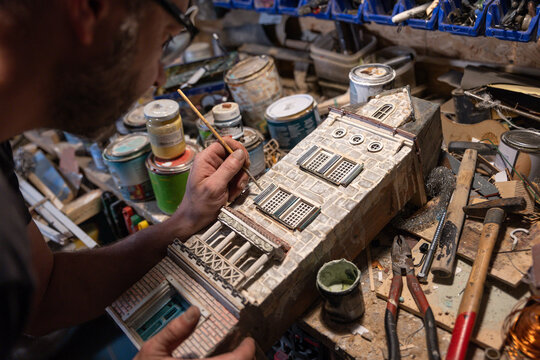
[146,144,197,215]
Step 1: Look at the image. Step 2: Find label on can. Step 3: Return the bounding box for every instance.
[267,111,318,150]
[148,128,184,148]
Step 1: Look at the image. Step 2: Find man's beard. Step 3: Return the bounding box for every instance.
[51,15,143,142]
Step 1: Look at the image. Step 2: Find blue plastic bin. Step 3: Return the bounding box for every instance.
[254,0,279,12]
[278,0,302,15]
[406,0,440,30]
[486,0,540,42]
[213,0,233,8]
[232,0,254,9]
[331,0,364,23]
[298,0,333,18]
[439,0,493,36]
[363,0,406,25]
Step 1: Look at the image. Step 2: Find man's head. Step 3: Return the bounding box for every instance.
[0,0,188,140]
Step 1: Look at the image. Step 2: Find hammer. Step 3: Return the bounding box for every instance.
[446,197,526,360]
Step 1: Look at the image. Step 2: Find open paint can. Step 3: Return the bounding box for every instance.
[103,133,154,201]
[225,55,282,135]
[349,64,396,105]
[495,130,540,182]
[265,94,320,150]
[146,144,197,215]
[316,259,365,323]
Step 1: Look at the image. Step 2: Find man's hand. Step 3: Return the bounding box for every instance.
[134,306,255,360]
[167,137,250,236]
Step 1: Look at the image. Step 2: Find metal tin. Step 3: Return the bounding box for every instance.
[204,127,265,177]
[265,94,320,150]
[103,133,154,201]
[349,64,396,105]
[316,259,365,323]
[123,106,147,131]
[495,130,540,182]
[241,127,265,177]
[225,55,282,135]
[146,144,197,215]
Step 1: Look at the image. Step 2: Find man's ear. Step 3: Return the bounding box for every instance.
[65,0,110,45]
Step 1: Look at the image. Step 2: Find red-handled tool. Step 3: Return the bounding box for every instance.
[385,236,441,360]
[446,197,526,360]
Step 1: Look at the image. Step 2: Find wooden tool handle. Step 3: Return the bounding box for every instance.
[446,207,505,360]
[431,149,477,278]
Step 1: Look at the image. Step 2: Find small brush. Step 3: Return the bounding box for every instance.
[176,88,262,191]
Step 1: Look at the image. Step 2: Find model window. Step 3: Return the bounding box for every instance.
[372,104,394,120]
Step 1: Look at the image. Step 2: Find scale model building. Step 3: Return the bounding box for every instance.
[107,87,441,357]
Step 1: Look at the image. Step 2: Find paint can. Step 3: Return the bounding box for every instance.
[316,259,365,323]
[212,102,244,140]
[240,127,265,177]
[204,127,266,178]
[146,144,197,215]
[103,133,154,201]
[349,64,396,105]
[225,55,282,135]
[495,130,540,182]
[123,106,147,132]
[265,94,320,150]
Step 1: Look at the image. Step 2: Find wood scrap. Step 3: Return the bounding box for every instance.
[63,189,103,225]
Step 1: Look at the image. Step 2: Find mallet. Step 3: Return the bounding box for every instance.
[177,89,262,190]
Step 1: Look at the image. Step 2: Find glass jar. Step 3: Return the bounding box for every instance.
[144,99,186,159]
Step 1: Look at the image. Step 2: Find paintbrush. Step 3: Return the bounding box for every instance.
[176,88,262,191]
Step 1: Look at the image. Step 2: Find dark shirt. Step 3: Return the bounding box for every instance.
[0,141,34,358]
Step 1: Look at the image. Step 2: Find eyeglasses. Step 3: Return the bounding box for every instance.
[153,0,199,65]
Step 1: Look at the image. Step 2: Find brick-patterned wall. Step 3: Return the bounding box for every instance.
[109,257,238,358]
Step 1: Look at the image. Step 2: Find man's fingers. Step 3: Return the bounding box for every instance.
[209,338,256,360]
[222,137,251,168]
[211,149,246,188]
[148,306,200,354]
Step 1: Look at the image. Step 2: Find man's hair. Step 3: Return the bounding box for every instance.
[0,0,147,17]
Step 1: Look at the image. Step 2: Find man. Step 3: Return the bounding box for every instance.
[0,0,255,359]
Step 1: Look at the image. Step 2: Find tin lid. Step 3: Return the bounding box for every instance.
[144,99,180,122]
[349,64,396,86]
[239,127,263,150]
[265,94,314,121]
[501,130,540,153]
[225,55,271,84]
[123,106,147,128]
[212,102,241,122]
[105,133,150,159]
[148,144,197,173]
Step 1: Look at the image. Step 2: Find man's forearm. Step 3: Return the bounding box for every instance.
[26,213,195,335]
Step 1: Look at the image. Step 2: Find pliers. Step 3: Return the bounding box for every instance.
[385,236,441,360]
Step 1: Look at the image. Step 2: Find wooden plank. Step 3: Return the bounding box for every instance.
[376,240,531,350]
[63,189,103,225]
[402,216,537,287]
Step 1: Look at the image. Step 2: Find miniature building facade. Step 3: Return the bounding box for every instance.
[108,88,441,356]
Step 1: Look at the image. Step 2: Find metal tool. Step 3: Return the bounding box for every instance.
[446,153,499,199]
[385,236,441,360]
[417,207,448,283]
[510,228,529,251]
[432,148,477,278]
[176,89,262,190]
[446,197,526,360]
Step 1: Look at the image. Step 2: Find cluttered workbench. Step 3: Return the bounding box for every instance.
[13,5,540,358]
